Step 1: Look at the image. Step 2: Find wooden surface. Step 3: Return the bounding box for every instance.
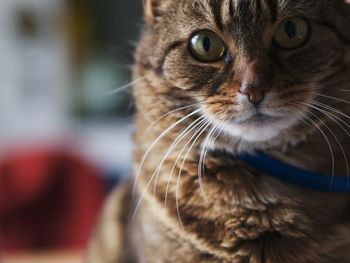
[2,251,84,263]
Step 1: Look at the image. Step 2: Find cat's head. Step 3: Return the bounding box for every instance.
[136,0,350,149]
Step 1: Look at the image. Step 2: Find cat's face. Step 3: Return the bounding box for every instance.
[140,0,350,144]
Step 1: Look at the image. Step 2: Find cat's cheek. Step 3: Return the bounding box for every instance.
[162,69,192,90]
[200,105,235,123]
[162,63,217,91]
[162,53,196,90]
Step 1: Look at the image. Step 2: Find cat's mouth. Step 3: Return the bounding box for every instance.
[234,113,283,125]
[215,110,297,142]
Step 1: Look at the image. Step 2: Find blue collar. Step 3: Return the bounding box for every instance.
[237,151,350,193]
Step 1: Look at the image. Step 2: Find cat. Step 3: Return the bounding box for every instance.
[87,0,350,262]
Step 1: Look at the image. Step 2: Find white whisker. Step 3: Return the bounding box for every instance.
[151,116,206,197]
[164,118,209,208]
[197,121,222,202]
[133,108,201,196]
[301,102,350,187]
[315,93,350,106]
[145,104,199,135]
[294,109,335,187]
[132,109,201,219]
[175,120,212,226]
[308,100,350,121]
[105,76,146,96]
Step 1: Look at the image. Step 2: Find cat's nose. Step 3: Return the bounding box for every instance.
[239,83,267,105]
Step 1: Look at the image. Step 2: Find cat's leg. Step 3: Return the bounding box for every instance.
[86,180,136,263]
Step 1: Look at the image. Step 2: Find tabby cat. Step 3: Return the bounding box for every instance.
[87,0,350,262]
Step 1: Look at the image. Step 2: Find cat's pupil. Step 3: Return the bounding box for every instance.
[202,36,211,52]
[285,21,297,39]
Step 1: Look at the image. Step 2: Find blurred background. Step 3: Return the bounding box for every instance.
[0,0,142,261]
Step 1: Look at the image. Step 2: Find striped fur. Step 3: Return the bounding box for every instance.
[88,1,350,262]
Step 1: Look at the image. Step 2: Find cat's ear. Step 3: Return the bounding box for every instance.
[143,0,167,26]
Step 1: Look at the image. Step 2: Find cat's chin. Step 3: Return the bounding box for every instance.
[216,116,298,143]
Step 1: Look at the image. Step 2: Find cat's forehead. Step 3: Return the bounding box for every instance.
[176,0,332,21]
[165,0,338,39]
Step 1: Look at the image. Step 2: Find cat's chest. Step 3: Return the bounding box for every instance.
[137,151,349,263]
[138,200,345,263]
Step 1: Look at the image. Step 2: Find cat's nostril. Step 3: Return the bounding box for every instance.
[239,83,267,105]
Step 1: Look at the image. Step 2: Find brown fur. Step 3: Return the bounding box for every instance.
[88,0,350,262]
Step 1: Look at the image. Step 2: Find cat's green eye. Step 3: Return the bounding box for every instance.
[273,17,310,50]
[189,31,226,62]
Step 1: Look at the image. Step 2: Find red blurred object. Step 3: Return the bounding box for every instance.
[0,148,107,251]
